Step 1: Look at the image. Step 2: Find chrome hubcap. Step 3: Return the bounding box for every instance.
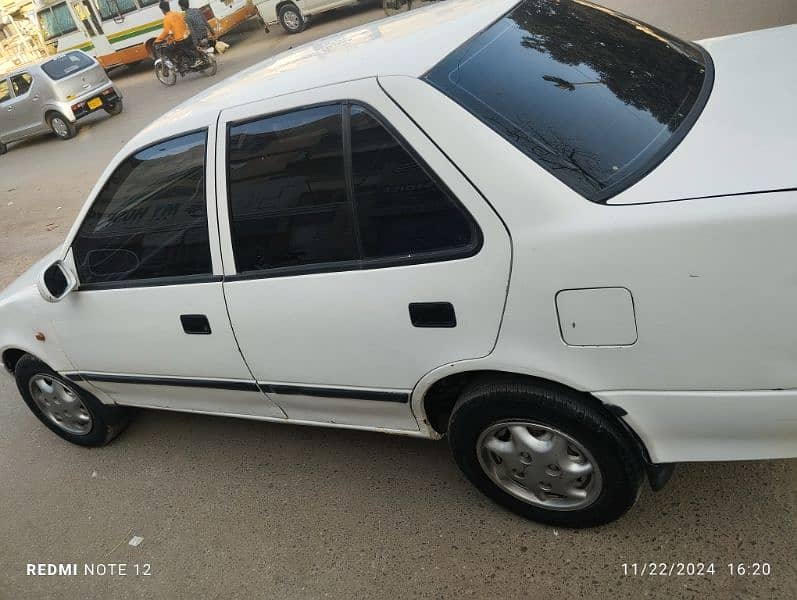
[52,118,68,137]
[29,375,92,435]
[284,11,300,29]
[477,421,602,511]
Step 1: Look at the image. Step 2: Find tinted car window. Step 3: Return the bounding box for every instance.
[424,0,710,202]
[350,105,475,259]
[41,51,95,81]
[73,131,211,285]
[227,105,357,273]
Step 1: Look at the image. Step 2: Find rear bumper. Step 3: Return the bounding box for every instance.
[60,85,122,122]
[596,390,797,463]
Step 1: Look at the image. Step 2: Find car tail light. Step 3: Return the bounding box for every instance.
[101,88,114,96]
[71,101,85,112]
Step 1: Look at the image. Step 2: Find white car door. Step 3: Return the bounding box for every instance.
[301,0,333,13]
[49,127,284,419]
[305,0,354,13]
[216,79,511,431]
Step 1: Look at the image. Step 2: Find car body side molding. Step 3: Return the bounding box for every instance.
[65,373,410,403]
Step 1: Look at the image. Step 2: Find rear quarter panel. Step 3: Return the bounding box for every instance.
[384,76,797,392]
[386,76,797,461]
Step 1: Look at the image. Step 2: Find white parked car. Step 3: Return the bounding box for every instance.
[2,0,795,527]
[255,0,371,34]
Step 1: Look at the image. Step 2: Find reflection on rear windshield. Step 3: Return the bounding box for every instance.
[424,0,711,202]
[41,51,94,81]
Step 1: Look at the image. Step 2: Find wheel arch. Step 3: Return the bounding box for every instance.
[276,0,300,15]
[2,347,28,374]
[43,108,74,125]
[416,368,653,463]
[40,105,66,123]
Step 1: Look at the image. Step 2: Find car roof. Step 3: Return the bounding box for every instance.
[130,0,517,148]
[1,50,92,79]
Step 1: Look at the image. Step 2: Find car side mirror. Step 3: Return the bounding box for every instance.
[38,261,77,303]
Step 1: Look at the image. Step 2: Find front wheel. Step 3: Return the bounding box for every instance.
[104,99,123,115]
[155,60,177,86]
[448,379,644,527]
[279,3,305,34]
[14,355,130,447]
[201,53,217,77]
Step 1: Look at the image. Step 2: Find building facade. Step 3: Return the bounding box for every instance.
[0,0,47,73]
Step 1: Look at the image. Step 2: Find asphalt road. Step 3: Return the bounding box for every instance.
[1,2,796,599]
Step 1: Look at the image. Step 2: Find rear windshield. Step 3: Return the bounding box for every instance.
[424,0,712,202]
[41,51,95,81]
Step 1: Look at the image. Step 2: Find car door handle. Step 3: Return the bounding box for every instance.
[180,314,212,335]
[6,106,12,111]
[409,302,457,328]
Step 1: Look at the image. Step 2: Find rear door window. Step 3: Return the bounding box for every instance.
[41,51,95,81]
[226,103,480,277]
[227,104,358,273]
[349,105,476,260]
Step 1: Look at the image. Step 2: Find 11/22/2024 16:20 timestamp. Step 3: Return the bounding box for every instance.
[621,563,772,577]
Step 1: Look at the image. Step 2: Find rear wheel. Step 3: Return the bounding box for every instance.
[279,3,305,34]
[104,99,123,115]
[448,379,644,527]
[47,112,76,140]
[14,355,129,447]
[155,61,177,86]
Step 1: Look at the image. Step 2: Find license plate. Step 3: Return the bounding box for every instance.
[87,97,102,110]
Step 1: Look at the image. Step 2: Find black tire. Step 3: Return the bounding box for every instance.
[47,112,77,140]
[201,53,217,77]
[448,378,644,528]
[14,354,129,447]
[0,140,6,155]
[279,3,305,34]
[155,61,177,86]
[104,99,123,115]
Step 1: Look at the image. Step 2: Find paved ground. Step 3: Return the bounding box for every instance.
[1,1,796,599]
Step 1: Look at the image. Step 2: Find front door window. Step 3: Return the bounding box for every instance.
[72,130,211,287]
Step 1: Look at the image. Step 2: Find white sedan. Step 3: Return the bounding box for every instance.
[1,0,795,527]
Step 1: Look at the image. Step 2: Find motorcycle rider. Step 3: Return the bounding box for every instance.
[179,0,215,57]
[154,1,195,66]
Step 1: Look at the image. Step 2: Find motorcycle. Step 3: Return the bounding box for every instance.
[153,37,217,86]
